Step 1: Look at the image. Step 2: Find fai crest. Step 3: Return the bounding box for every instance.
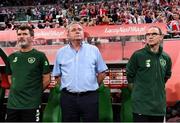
[160,58,166,67]
[28,57,36,64]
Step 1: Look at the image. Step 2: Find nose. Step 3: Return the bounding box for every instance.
[148,35,154,38]
[17,35,25,41]
[149,34,155,37]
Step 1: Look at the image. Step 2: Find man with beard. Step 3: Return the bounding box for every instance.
[6,25,51,122]
[126,26,172,122]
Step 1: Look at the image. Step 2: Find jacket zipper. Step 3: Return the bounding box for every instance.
[156,55,159,79]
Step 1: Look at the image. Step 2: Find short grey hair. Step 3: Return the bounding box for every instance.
[147,26,163,35]
[66,21,83,33]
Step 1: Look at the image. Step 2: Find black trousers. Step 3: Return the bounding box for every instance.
[61,90,98,122]
[133,113,164,122]
[6,108,40,122]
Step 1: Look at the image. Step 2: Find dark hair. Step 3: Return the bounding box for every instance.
[148,26,163,35]
[16,25,34,36]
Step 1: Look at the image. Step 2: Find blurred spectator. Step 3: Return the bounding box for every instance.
[132,11,145,24]
[37,20,45,29]
[153,12,167,23]
[26,7,32,21]
[44,20,51,28]
[168,12,180,37]
[101,15,112,25]
[58,16,64,26]
[67,6,74,22]
[79,5,88,18]
[99,5,108,17]
[88,18,97,26]
[89,5,96,19]
[144,11,154,23]
[80,17,89,26]
[27,20,35,29]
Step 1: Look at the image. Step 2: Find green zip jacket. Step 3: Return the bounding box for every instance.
[126,45,172,116]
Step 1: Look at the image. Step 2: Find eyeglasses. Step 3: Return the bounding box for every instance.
[145,33,161,37]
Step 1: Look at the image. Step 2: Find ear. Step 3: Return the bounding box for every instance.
[160,35,164,43]
[161,34,164,40]
[67,31,71,40]
[31,36,34,40]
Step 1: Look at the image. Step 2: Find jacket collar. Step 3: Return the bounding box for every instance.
[145,44,163,56]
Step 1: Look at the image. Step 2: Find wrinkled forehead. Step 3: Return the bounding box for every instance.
[17,29,30,34]
[68,24,83,31]
[146,27,160,34]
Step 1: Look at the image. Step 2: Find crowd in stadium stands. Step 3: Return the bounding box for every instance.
[0,0,179,38]
[0,0,103,7]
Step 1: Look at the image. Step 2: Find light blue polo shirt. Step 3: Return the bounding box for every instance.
[52,42,108,92]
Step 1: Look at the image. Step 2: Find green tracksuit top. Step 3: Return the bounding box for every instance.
[126,45,172,116]
[7,49,50,109]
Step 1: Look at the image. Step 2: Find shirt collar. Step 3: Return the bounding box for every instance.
[68,41,84,48]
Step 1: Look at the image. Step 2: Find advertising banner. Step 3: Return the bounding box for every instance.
[0,23,167,42]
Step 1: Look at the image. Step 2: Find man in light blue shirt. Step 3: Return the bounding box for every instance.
[52,21,108,122]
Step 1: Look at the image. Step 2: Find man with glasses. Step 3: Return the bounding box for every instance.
[126,26,172,122]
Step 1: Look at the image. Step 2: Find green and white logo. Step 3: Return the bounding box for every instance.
[13,57,18,62]
[160,58,166,67]
[146,59,151,67]
[44,61,48,66]
[28,57,36,64]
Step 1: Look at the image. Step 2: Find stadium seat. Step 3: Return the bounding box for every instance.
[98,83,113,122]
[120,88,133,122]
[43,83,113,122]
[42,84,61,122]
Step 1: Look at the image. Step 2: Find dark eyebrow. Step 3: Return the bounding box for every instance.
[17,33,28,35]
[145,32,161,36]
[71,28,76,31]
[146,32,159,34]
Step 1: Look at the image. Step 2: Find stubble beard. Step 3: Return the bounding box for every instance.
[17,40,30,49]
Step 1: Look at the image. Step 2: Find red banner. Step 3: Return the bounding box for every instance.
[0,28,67,42]
[84,23,167,37]
[0,23,167,42]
